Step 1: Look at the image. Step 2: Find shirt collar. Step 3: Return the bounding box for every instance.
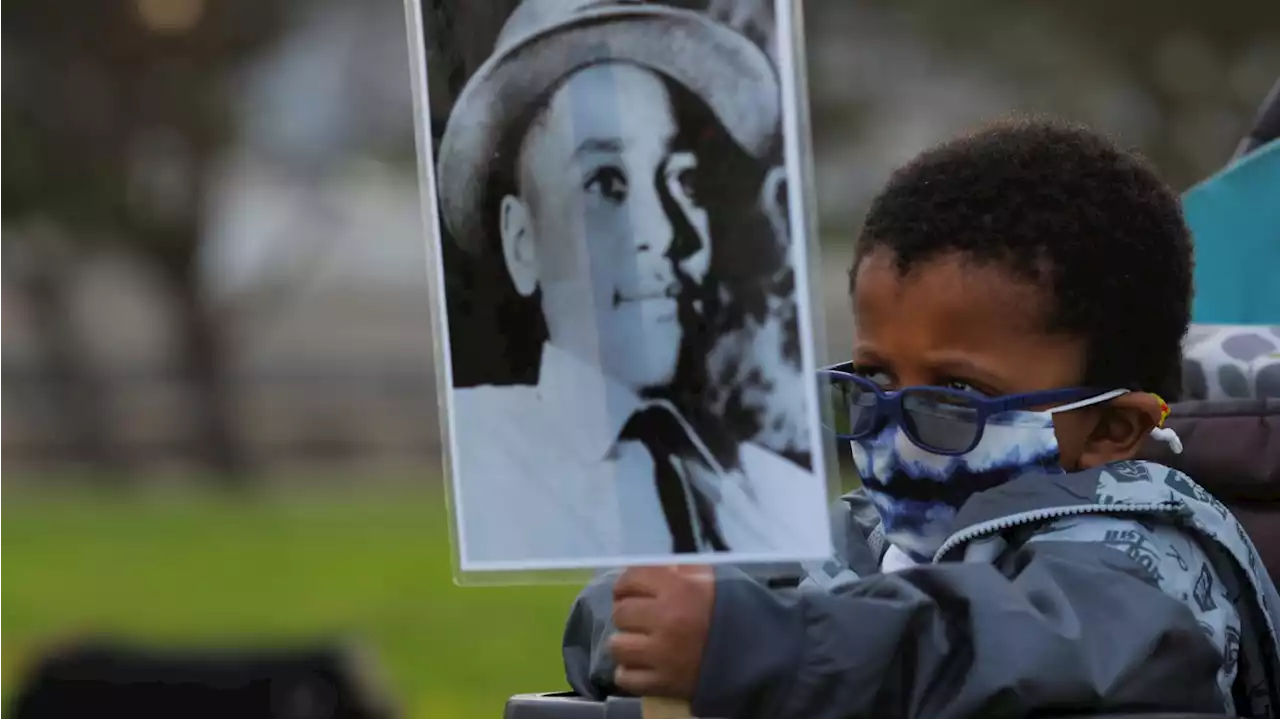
[535,343,644,462]
[534,343,737,486]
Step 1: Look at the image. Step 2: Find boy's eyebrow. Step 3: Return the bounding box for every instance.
[570,137,625,166]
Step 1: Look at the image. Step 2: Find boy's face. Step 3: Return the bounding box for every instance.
[850,248,1105,470]
[501,63,711,394]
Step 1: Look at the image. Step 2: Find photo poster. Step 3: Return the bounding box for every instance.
[404,0,839,582]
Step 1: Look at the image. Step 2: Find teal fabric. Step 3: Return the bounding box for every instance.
[1183,138,1280,325]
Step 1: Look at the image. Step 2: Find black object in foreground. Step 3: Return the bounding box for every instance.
[7,640,397,719]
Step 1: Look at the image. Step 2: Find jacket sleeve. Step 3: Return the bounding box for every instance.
[562,498,870,699]
[691,530,1230,719]
[562,569,626,700]
[563,564,818,700]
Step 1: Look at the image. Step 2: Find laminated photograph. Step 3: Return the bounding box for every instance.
[405,0,833,571]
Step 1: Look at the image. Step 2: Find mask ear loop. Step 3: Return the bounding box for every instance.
[1048,389,1184,455]
[1148,394,1183,454]
[1045,388,1131,414]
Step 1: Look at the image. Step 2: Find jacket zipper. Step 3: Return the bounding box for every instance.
[932,501,1186,563]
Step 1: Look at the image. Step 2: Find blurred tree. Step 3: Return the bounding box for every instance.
[3,227,127,474]
[3,0,288,483]
[853,0,1280,188]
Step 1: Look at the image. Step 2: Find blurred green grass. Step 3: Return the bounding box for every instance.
[2,486,581,718]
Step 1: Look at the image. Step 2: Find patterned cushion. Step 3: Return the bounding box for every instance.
[1182,324,1280,400]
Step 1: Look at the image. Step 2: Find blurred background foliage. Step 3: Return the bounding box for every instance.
[3,0,1277,716]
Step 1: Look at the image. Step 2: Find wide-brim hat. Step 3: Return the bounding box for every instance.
[436,0,782,254]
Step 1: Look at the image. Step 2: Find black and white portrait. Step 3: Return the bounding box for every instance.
[408,0,831,569]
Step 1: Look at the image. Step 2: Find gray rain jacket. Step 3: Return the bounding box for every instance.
[562,461,1280,718]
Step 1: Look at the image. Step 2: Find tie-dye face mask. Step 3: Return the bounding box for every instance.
[820,365,1184,561]
[850,406,1070,561]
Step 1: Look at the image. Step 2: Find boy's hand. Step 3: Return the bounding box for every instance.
[610,565,716,699]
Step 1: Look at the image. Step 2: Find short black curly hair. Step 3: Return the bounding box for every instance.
[851,118,1194,400]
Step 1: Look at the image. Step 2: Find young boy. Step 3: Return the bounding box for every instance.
[561,120,1280,718]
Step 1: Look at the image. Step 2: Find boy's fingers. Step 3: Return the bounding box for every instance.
[612,596,661,633]
[613,566,673,599]
[607,630,655,667]
[614,665,665,696]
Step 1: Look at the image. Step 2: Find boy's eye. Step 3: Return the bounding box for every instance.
[664,152,702,208]
[943,379,989,396]
[851,366,894,390]
[585,165,628,203]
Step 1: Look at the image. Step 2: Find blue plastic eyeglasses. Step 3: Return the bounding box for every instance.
[819,362,1116,455]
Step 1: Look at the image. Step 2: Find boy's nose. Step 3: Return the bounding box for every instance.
[629,183,675,258]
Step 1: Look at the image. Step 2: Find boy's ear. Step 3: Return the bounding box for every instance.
[499,194,538,297]
[1075,392,1164,469]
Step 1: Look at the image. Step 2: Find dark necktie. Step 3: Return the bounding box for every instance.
[620,405,728,554]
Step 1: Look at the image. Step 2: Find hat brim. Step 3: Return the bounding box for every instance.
[436,6,781,253]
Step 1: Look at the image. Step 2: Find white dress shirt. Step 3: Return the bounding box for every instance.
[450,343,829,568]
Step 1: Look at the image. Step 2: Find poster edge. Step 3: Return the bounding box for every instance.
[419,0,841,580]
[401,0,476,583]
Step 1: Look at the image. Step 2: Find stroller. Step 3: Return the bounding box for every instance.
[504,79,1280,719]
